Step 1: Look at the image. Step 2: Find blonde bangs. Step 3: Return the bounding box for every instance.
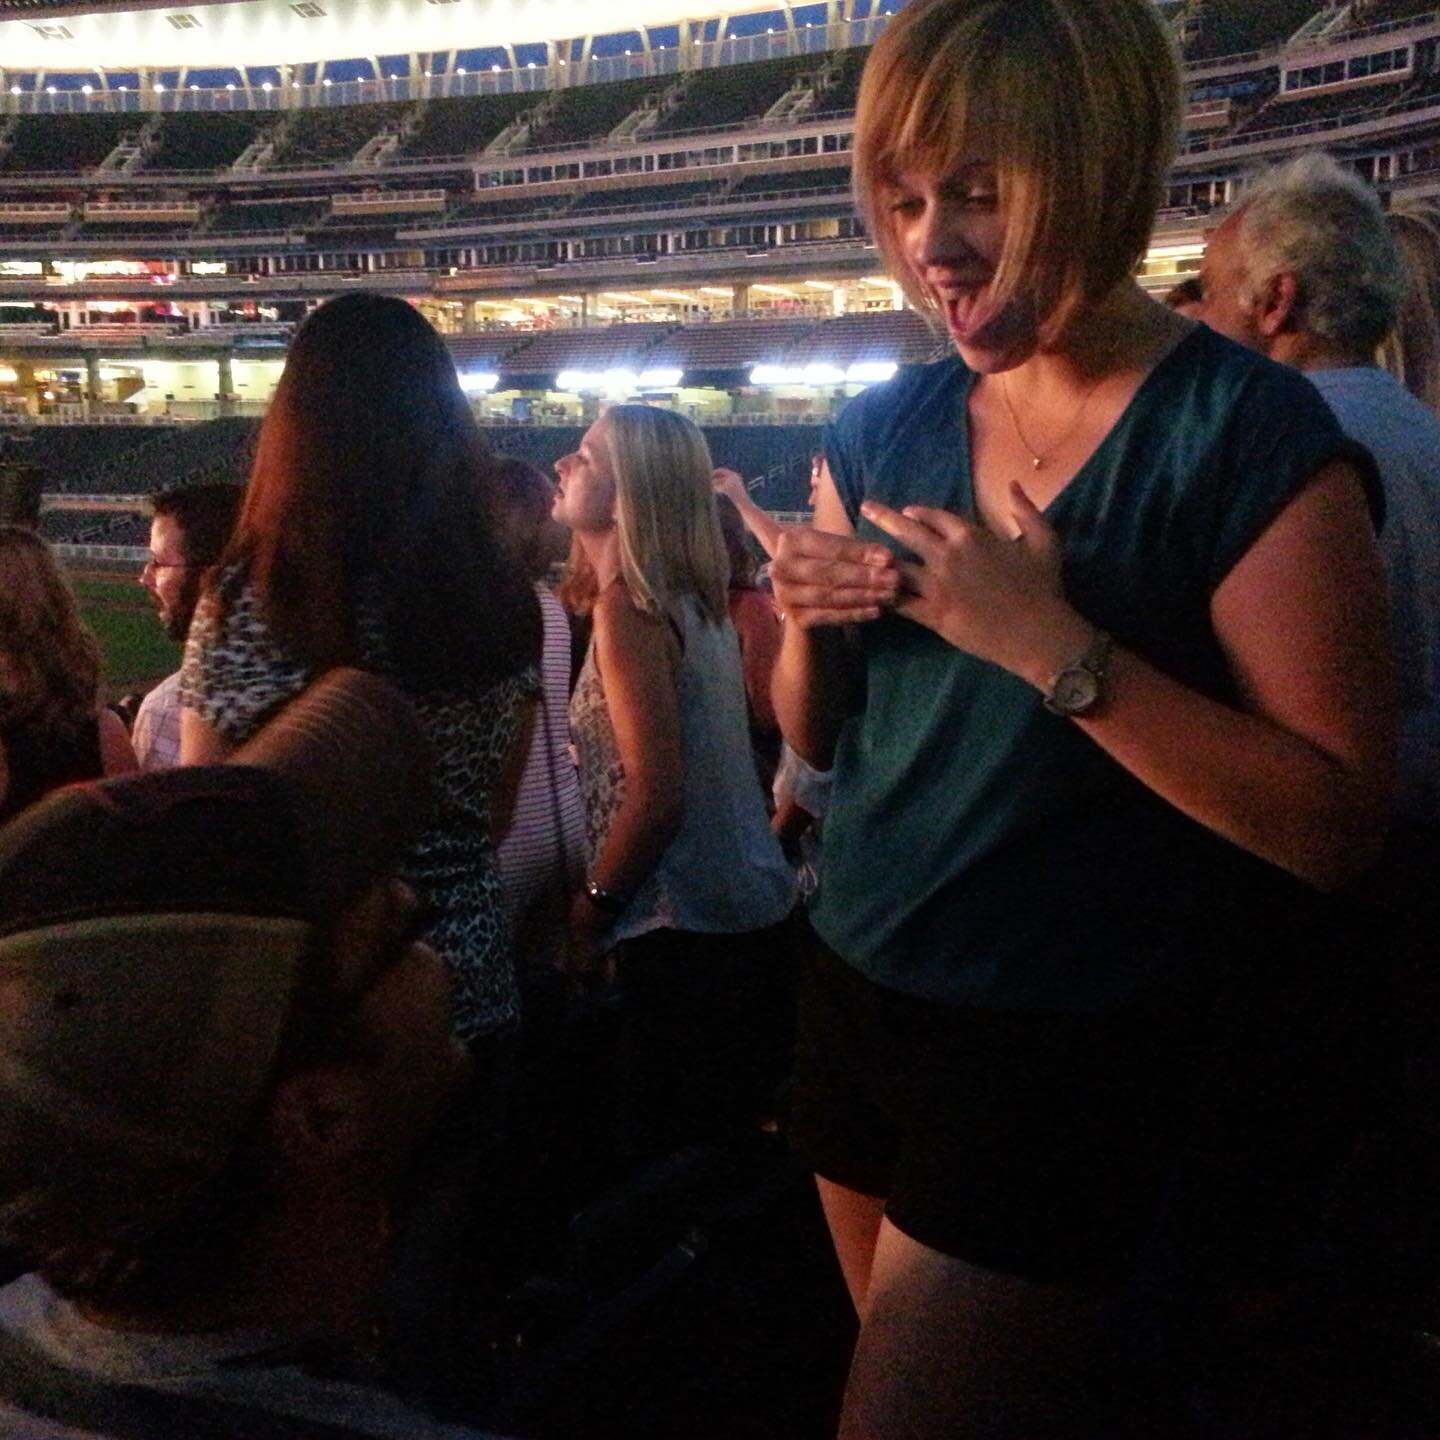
[853,0,1181,348]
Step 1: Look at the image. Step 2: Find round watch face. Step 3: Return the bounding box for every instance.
[1050,665,1100,715]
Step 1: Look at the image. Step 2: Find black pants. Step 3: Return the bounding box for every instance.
[613,916,795,1158]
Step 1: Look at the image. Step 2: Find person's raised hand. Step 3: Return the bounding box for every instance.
[712,468,750,506]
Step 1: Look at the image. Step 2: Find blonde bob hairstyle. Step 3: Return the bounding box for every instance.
[854,0,1182,347]
[563,405,729,626]
[0,525,101,733]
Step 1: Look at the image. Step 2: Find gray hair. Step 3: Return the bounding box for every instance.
[1235,151,1404,354]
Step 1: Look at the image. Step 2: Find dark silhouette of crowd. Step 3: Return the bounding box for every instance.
[2,1,1440,1436]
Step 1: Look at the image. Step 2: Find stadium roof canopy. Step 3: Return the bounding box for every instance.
[0,0,823,71]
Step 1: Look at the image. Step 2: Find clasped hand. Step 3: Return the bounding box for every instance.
[772,482,1075,678]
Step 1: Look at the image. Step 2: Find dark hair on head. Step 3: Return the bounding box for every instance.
[216,293,539,692]
[150,482,244,571]
[1164,277,1204,310]
[490,455,554,517]
[0,525,100,732]
[716,494,758,589]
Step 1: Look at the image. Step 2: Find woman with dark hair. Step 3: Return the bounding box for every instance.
[180,293,541,1047]
[489,455,586,970]
[0,526,135,820]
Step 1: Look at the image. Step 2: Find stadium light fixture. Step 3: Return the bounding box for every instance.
[847,361,898,384]
[457,371,499,392]
[638,368,683,388]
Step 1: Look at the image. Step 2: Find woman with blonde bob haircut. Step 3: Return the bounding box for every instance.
[770,0,1395,1433]
[0,526,135,820]
[556,404,795,1156]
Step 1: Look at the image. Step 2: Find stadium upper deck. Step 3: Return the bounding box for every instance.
[2,0,1440,426]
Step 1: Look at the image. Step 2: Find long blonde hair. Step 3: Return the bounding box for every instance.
[564,406,729,625]
[0,526,101,732]
[1379,200,1440,416]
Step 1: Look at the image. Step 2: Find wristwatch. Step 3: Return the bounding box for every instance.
[583,877,630,915]
[1042,630,1112,717]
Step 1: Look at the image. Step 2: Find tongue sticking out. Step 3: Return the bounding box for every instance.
[943,290,996,342]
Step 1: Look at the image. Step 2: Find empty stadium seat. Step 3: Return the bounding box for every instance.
[651,54,822,136]
[395,92,539,159]
[0,115,142,174]
[811,47,869,115]
[797,310,940,367]
[1182,0,1323,62]
[520,75,676,151]
[498,321,677,376]
[143,113,270,172]
[269,102,409,167]
[206,199,329,233]
[568,180,723,215]
[1239,76,1415,135]
[643,317,818,372]
[728,166,851,198]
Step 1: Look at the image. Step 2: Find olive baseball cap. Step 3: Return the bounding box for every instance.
[0,668,432,1260]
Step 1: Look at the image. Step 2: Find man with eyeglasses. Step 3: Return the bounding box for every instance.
[133,482,243,770]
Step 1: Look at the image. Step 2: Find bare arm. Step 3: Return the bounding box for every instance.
[732,589,782,732]
[584,584,686,898]
[770,463,893,769]
[713,468,784,560]
[180,707,235,765]
[98,707,139,776]
[867,463,1394,890]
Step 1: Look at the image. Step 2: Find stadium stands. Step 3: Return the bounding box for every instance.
[568,179,723,215]
[1241,76,1416,134]
[143,113,270,173]
[268,103,407,167]
[643,316,815,372]
[800,309,940,367]
[440,193,573,225]
[0,114,141,174]
[1349,0,1440,25]
[394,92,539,160]
[520,75,675,150]
[206,198,329,234]
[498,320,676,375]
[651,54,820,136]
[728,166,851,198]
[811,47,869,116]
[0,425,155,489]
[1182,0,1326,62]
[448,332,538,370]
[32,416,256,493]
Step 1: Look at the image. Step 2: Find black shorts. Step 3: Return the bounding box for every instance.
[789,936,1212,1286]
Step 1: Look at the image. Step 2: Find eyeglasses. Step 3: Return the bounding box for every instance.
[142,557,190,574]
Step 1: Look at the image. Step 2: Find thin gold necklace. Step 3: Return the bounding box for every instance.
[998,371,1106,471]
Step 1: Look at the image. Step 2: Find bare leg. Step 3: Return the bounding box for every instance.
[816,1175,887,1314]
[838,1218,1112,1440]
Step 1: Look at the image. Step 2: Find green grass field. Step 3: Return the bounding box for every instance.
[70,572,183,701]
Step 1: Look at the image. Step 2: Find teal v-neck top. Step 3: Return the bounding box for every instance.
[811,325,1377,1013]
